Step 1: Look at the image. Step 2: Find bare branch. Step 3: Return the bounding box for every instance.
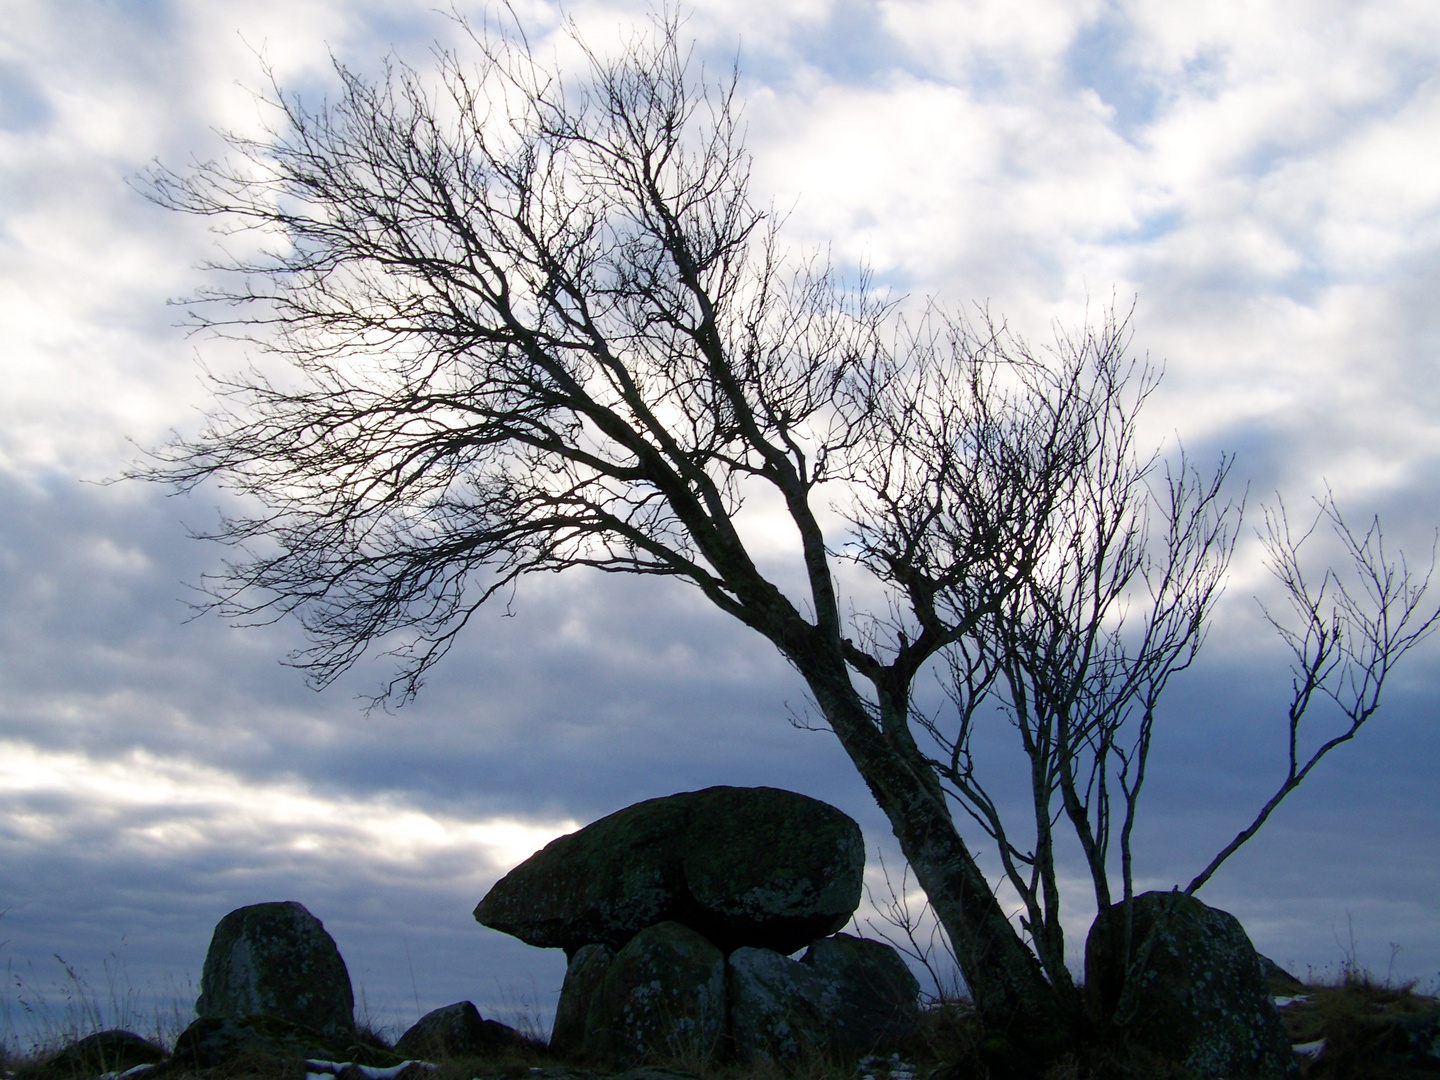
[1186,495,1440,893]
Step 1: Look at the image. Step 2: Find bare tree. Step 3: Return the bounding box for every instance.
[140,11,1439,1058]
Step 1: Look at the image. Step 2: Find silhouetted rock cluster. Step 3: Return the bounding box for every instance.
[172,899,523,1071]
[20,868,1440,1080]
[475,786,920,1067]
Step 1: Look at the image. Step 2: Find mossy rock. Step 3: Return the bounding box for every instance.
[475,786,863,955]
[196,901,355,1043]
[171,1014,342,1070]
[394,1001,524,1060]
[582,921,725,1068]
[1086,891,1296,1079]
[552,945,615,1057]
[727,934,918,1064]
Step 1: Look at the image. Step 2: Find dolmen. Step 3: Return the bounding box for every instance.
[474,785,920,1067]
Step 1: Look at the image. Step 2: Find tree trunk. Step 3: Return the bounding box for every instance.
[803,660,1079,1059]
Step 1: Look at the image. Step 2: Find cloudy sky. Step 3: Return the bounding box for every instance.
[3,0,1439,1049]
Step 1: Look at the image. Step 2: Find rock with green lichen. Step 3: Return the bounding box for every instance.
[195,900,355,1043]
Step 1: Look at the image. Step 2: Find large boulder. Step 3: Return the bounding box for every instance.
[475,786,863,955]
[728,934,920,1064]
[582,921,726,1068]
[551,943,615,1056]
[196,900,355,1042]
[1085,891,1297,1079]
[394,1001,521,1059]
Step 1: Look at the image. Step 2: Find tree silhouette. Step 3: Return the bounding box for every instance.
[142,12,1439,1057]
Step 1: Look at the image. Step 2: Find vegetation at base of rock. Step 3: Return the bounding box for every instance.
[1275,978,1440,1080]
[9,1030,167,1080]
[8,978,1440,1080]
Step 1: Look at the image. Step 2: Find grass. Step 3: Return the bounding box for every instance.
[1,952,194,1072]
[1273,973,1440,1080]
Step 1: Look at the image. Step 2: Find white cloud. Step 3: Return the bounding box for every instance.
[0,739,575,872]
[878,0,1103,83]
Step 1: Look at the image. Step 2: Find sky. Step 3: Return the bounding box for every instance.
[2,0,1440,1051]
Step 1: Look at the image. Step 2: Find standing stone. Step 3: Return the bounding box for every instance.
[196,900,355,1042]
[475,786,864,955]
[1085,891,1297,1079]
[583,921,726,1068]
[551,943,615,1056]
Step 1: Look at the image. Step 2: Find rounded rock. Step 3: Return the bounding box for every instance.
[474,786,863,955]
[1085,891,1297,1079]
[196,900,355,1042]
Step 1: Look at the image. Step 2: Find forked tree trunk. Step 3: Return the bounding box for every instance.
[800,659,1079,1060]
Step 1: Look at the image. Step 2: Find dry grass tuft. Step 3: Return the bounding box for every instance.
[1277,975,1440,1080]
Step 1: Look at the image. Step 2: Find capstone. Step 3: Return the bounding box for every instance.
[475,786,863,955]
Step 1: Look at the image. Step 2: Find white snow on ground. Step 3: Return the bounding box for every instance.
[97,1066,157,1080]
[1292,1039,1327,1057]
[305,1060,437,1080]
